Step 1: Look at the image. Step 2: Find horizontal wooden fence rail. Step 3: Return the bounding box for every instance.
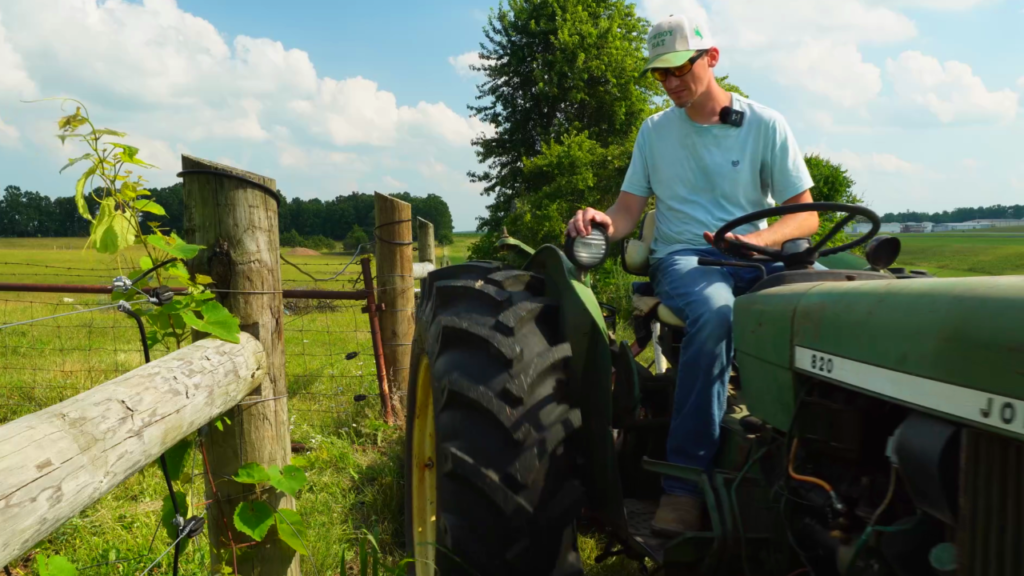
[0,333,266,567]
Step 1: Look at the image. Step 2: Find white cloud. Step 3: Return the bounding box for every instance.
[449,52,484,78]
[809,147,926,174]
[287,77,490,148]
[774,39,882,107]
[0,0,494,229]
[382,176,407,189]
[881,0,987,9]
[807,110,873,134]
[638,0,916,107]
[962,158,979,170]
[399,102,495,145]
[276,141,368,171]
[191,98,269,141]
[0,13,36,97]
[0,115,19,147]
[1017,77,1024,89]
[886,51,1019,124]
[0,0,490,150]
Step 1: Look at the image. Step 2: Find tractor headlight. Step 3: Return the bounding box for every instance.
[565,225,610,270]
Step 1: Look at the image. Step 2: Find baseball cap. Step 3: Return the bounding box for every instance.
[641,14,713,74]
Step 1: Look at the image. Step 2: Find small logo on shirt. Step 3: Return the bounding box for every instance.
[731,160,740,167]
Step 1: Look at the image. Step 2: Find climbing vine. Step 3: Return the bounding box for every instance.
[36,97,241,348]
[230,462,310,555]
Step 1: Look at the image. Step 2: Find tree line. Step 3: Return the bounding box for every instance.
[881,205,1024,224]
[0,184,455,246]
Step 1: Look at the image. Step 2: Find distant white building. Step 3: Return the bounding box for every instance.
[932,222,994,232]
[845,222,901,234]
[965,219,1024,227]
[900,222,933,233]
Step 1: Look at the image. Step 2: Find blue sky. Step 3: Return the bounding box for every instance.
[0,0,1022,231]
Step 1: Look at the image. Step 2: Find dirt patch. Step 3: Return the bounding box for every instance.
[286,247,321,256]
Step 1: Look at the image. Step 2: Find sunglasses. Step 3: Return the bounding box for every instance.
[650,50,708,82]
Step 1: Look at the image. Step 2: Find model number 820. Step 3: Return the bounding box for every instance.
[810,353,835,374]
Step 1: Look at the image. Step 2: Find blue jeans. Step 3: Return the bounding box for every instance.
[649,246,800,497]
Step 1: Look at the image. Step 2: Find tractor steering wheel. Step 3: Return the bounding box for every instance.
[712,202,881,267]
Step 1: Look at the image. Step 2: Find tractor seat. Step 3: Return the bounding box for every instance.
[622,211,685,329]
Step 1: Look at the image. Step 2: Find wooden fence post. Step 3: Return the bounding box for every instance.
[417,217,435,267]
[180,155,299,576]
[374,192,413,418]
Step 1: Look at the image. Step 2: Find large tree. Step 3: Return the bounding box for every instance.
[468,0,661,244]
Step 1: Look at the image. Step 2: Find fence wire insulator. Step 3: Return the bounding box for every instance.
[182,516,206,539]
[112,276,132,293]
[152,286,176,306]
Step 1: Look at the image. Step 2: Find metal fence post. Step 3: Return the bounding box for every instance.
[360,256,392,424]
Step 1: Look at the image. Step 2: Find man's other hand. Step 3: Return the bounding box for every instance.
[567,208,614,238]
[703,230,762,256]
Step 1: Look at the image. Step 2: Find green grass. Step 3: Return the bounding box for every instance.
[887,233,1024,277]
[0,235,646,576]
[0,237,406,575]
[437,233,480,266]
[953,225,1024,234]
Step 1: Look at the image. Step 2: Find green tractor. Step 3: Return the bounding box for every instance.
[403,203,1024,576]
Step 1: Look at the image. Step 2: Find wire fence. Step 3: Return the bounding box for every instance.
[282,275,383,434]
[0,255,394,575]
[0,269,386,431]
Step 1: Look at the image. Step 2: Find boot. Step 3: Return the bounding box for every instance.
[651,493,704,536]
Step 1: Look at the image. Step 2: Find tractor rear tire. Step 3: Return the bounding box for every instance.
[405,261,585,576]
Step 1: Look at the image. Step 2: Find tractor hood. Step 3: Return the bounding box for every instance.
[734,275,1024,439]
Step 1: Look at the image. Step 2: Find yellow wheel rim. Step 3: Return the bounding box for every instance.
[411,354,437,575]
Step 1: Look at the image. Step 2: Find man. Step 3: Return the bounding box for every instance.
[565,13,820,535]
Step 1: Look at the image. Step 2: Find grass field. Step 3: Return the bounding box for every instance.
[885,233,1024,277]
[1,236,645,576]
[0,238,408,575]
[961,225,1024,234]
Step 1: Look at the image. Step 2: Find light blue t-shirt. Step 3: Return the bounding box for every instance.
[621,94,815,260]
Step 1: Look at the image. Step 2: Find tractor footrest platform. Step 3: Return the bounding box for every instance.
[624,499,667,564]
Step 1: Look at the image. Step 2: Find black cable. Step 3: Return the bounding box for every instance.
[171,537,181,576]
[118,303,182,576]
[374,219,414,245]
[176,169,281,205]
[121,306,151,364]
[131,258,182,287]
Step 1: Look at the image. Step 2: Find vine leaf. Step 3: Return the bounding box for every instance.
[234,501,274,541]
[161,491,191,550]
[268,465,307,497]
[162,437,192,483]
[133,199,166,216]
[275,509,309,555]
[146,232,202,259]
[87,128,127,138]
[60,153,94,174]
[36,554,77,576]
[74,164,98,221]
[233,462,271,484]
[181,301,241,343]
[163,260,191,280]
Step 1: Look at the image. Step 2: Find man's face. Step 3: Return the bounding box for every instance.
[658,47,719,108]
